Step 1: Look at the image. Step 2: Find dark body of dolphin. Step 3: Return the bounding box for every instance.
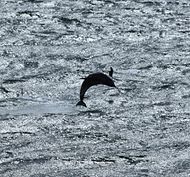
[76,69,116,107]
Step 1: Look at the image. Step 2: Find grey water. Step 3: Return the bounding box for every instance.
[0,0,190,176]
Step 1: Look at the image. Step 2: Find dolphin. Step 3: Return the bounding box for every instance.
[76,67,116,107]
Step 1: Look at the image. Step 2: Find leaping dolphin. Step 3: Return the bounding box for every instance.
[76,67,116,107]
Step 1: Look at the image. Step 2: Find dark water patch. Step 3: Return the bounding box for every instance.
[166,1,180,5]
[0,87,10,93]
[126,29,144,34]
[1,50,11,57]
[16,11,38,17]
[65,55,87,62]
[104,0,117,5]
[107,99,114,104]
[42,113,64,118]
[22,0,43,3]
[117,154,147,165]
[182,68,190,75]
[46,54,65,60]
[91,156,115,163]
[171,141,190,151]
[1,131,35,136]
[126,79,145,84]
[38,31,58,35]
[144,1,162,6]
[81,8,94,17]
[54,16,81,25]
[24,61,39,68]
[0,151,14,158]
[152,101,172,106]
[176,63,190,67]
[134,0,162,6]
[179,30,190,33]
[182,94,190,99]
[157,113,178,120]
[151,84,175,91]
[3,79,27,84]
[0,114,15,121]
[0,98,23,106]
[31,30,58,39]
[179,81,190,87]
[138,64,153,70]
[65,131,109,140]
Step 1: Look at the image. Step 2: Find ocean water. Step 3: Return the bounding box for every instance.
[0,0,190,176]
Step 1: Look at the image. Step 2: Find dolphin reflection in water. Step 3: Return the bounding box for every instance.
[76,67,117,107]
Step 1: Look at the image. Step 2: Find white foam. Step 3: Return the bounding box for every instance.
[0,101,75,115]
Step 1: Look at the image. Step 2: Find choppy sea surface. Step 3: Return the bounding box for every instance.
[0,0,190,176]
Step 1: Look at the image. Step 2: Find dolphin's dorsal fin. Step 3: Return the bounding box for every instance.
[109,67,113,77]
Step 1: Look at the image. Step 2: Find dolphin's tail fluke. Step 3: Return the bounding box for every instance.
[76,100,87,107]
